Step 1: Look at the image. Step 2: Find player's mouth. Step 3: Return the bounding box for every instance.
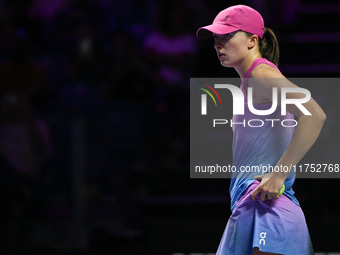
[218,52,226,59]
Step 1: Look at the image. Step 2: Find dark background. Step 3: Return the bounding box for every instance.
[0,0,339,254]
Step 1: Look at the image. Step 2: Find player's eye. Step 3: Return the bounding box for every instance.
[224,33,231,39]
[213,33,231,40]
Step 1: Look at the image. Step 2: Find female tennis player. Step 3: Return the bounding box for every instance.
[196,5,326,255]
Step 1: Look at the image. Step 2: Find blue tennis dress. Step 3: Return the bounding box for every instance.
[216,58,314,254]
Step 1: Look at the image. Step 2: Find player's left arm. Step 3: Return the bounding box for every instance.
[249,65,326,201]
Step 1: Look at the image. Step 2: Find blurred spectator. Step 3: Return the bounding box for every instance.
[0,92,52,244]
[1,0,44,48]
[67,22,109,82]
[248,0,301,27]
[60,21,110,115]
[28,0,73,21]
[143,0,196,88]
[100,31,152,101]
[0,39,48,108]
[0,92,52,179]
[142,0,195,120]
[142,1,194,173]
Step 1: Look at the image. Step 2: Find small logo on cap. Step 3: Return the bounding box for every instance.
[225,15,229,21]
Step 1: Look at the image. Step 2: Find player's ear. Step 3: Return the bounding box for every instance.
[248,34,259,50]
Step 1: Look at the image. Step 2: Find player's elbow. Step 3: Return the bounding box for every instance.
[318,109,326,123]
[313,109,326,125]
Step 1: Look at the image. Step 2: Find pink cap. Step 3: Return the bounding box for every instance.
[196,5,264,39]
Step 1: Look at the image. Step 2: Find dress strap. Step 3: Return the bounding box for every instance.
[241,58,280,94]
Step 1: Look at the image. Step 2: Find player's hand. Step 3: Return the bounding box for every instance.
[251,172,286,201]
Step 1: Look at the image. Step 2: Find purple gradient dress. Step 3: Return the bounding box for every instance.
[216,58,314,254]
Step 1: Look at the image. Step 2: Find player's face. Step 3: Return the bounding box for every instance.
[213,31,250,68]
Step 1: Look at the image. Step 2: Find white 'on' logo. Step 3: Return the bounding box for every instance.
[259,232,267,245]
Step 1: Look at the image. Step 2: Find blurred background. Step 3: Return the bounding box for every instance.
[0,0,339,254]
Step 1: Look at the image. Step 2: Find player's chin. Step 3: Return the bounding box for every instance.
[220,60,233,68]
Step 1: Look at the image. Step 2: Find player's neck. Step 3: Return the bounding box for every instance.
[235,55,261,81]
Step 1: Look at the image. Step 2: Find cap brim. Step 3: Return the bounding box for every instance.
[196,24,239,39]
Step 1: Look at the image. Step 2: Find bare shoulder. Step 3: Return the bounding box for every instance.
[249,63,284,79]
[247,63,298,101]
